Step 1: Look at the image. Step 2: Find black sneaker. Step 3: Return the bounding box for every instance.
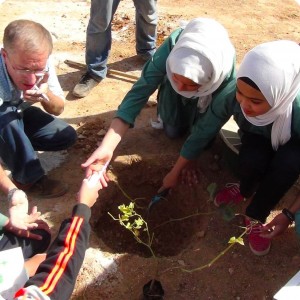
[72,72,100,98]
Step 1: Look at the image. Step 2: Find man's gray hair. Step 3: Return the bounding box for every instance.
[3,19,53,55]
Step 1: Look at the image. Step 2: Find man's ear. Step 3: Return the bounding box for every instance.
[1,48,8,59]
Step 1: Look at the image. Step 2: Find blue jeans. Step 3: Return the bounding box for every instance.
[0,104,77,185]
[86,0,157,80]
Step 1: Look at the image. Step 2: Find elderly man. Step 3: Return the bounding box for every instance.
[0,20,77,198]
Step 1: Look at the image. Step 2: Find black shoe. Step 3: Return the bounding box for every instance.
[137,50,156,62]
[13,175,68,199]
[72,72,100,98]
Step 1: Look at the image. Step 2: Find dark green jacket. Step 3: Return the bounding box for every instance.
[116,28,237,159]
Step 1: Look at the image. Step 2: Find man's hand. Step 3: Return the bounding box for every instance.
[8,189,41,230]
[23,74,49,103]
[4,219,50,241]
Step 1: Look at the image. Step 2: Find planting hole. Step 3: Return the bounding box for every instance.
[92,157,210,257]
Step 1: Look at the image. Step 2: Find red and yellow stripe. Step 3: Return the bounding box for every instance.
[39,216,83,295]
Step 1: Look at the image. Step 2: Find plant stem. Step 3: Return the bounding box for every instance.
[152,211,215,231]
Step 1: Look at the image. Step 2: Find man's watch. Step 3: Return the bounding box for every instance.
[282,208,295,224]
[7,188,21,202]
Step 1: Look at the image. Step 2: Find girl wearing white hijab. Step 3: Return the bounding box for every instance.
[81,17,236,191]
[214,40,300,256]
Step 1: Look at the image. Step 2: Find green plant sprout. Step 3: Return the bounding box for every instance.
[108,202,156,259]
[108,201,254,275]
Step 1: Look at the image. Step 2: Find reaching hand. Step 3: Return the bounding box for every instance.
[77,177,102,208]
[162,170,180,190]
[180,162,199,186]
[8,189,41,230]
[260,213,291,238]
[81,146,112,189]
[4,219,51,241]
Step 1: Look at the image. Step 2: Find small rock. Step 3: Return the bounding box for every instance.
[196,231,205,238]
[228,267,234,275]
[177,260,185,266]
[97,129,107,136]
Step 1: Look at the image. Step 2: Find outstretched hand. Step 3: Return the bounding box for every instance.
[180,163,199,186]
[260,213,291,238]
[4,219,51,241]
[78,176,102,208]
[8,189,41,230]
[81,147,112,189]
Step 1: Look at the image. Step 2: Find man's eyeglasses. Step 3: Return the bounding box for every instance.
[5,51,49,76]
[13,68,49,77]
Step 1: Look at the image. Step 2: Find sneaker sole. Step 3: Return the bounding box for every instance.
[249,243,271,256]
[213,197,221,207]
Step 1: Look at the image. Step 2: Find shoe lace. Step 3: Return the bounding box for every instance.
[80,73,94,84]
[246,219,263,235]
[224,183,240,196]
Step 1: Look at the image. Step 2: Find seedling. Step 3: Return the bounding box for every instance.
[108,199,252,298]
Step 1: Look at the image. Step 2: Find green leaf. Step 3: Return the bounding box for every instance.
[218,204,236,222]
[228,236,244,246]
[235,237,244,245]
[134,218,144,227]
[120,215,129,221]
[118,203,134,216]
[207,182,217,200]
[125,222,132,229]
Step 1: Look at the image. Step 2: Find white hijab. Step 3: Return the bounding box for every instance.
[166,17,235,112]
[237,40,300,150]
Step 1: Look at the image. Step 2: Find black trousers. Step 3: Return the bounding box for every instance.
[238,132,300,223]
[0,228,51,259]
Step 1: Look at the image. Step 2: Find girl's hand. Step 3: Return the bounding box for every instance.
[260,213,291,238]
[180,161,199,186]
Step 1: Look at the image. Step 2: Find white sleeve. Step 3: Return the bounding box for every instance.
[0,247,28,299]
[47,55,65,100]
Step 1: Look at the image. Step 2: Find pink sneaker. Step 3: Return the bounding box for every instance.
[245,218,271,256]
[214,183,245,207]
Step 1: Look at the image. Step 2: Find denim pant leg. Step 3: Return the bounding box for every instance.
[0,104,45,184]
[85,0,120,80]
[23,106,77,152]
[245,139,300,223]
[133,0,157,55]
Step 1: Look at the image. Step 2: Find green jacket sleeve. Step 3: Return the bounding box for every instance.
[180,79,237,159]
[116,28,183,126]
[0,212,8,231]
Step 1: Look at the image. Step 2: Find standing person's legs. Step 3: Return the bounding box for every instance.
[73,0,120,98]
[245,139,300,223]
[86,0,120,80]
[133,0,157,60]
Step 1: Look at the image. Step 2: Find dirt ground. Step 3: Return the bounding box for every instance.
[1,0,300,299]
